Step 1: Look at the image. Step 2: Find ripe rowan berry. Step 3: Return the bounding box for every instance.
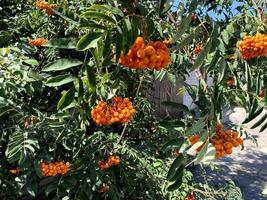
[227,77,235,87]
[28,38,48,46]
[91,97,135,125]
[118,36,170,70]
[185,194,195,200]
[193,44,203,55]
[99,155,121,170]
[258,90,265,98]
[100,185,110,193]
[36,1,58,16]
[238,33,267,60]
[211,125,244,159]
[41,161,71,176]
[9,168,21,175]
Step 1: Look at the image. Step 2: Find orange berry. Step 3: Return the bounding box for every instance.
[28,38,48,46]
[227,77,235,87]
[225,148,233,154]
[100,185,110,193]
[258,90,265,98]
[135,37,145,46]
[144,46,156,56]
[214,143,223,150]
[215,123,224,130]
[237,138,244,145]
[137,49,146,58]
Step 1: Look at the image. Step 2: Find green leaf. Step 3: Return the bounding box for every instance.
[161,101,189,113]
[159,0,175,15]
[167,72,177,86]
[27,71,44,81]
[158,120,185,132]
[260,121,267,133]
[194,140,209,164]
[45,74,75,87]
[57,87,75,110]
[221,30,229,45]
[86,64,96,92]
[103,31,112,58]
[26,183,37,197]
[187,131,209,155]
[115,28,123,62]
[76,32,102,51]
[243,107,264,124]
[24,59,39,66]
[176,2,184,22]
[245,62,252,92]
[207,50,220,72]
[167,172,183,191]
[187,118,206,135]
[256,71,262,94]
[154,70,166,81]
[251,113,267,129]
[172,13,193,40]
[78,78,84,103]
[80,11,116,24]
[179,81,197,101]
[161,137,185,152]
[0,31,12,47]
[217,58,226,84]
[167,154,185,181]
[79,20,108,30]
[43,38,78,49]
[88,4,124,17]
[191,39,212,71]
[53,8,79,25]
[43,58,82,72]
[45,182,58,197]
[169,165,184,182]
[171,33,195,51]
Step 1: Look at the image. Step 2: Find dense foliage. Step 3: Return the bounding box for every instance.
[0,0,266,199]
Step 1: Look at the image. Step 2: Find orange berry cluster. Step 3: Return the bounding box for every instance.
[9,168,21,175]
[185,194,195,200]
[193,44,203,55]
[227,77,235,87]
[100,185,110,193]
[211,124,244,159]
[91,97,135,125]
[36,1,58,15]
[258,90,266,98]
[118,37,170,70]
[41,161,71,176]
[238,33,267,60]
[188,135,204,152]
[99,156,121,170]
[28,38,48,47]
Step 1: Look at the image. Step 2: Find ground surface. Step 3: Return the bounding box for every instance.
[213,107,267,200]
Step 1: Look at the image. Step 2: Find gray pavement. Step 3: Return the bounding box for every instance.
[213,107,267,200]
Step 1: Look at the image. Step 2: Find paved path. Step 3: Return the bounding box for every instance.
[214,107,267,200]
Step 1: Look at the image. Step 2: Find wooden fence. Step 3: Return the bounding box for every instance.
[144,75,183,118]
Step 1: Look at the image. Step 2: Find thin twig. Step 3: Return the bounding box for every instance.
[115,75,145,147]
[185,159,195,168]
[80,50,89,76]
[251,0,263,22]
[167,11,178,27]
[197,15,210,35]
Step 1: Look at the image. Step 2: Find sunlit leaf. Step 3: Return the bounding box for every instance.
[43,58,82,72]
